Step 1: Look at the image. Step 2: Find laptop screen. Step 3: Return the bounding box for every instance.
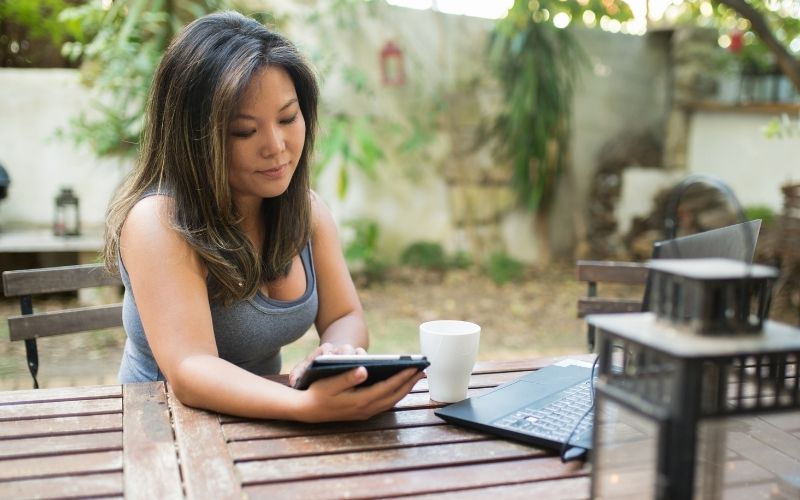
[642,219,762,310]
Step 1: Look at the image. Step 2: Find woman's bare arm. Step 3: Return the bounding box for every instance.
[309,192,369,349]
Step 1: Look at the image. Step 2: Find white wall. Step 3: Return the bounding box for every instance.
[687,110,799,210]
[613,110,800,236]
[563,29,670,252]
[0,69,129,232]
[290,3,490,259]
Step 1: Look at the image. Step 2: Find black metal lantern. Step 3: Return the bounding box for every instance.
[53,187,80,236]
[0,162,10,201]
[588,258,800,499]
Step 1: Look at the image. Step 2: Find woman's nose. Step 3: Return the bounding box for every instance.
[260,126,285,157]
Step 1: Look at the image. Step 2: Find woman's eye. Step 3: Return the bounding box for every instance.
[231,129,255,138]
[280,113,298,125]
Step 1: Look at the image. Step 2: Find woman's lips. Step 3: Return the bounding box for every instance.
[257,163,288,178]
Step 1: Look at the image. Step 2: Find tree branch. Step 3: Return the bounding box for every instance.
[718,0,800,91]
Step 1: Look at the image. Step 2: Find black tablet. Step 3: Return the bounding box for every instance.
[292,354,429,390]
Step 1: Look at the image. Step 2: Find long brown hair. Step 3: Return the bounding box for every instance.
[104,11,319,304]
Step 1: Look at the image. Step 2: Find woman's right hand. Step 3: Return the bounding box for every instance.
[288,342,367,389]
[294,365,424,422]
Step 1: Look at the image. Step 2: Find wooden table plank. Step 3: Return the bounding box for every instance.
[236,439,548,484]
[412,370,534,392]
[0,450,122,481]
[0,430,121,459]
[759,412,800,433]
[727,420,800,479]
[735,415,800,462]
[395,386,494,409]
[0,385,121,405]
[0,398,121,421]
[472,355,594,374]
[722,459,774,486]
[223,408,444,441]
[0,472,124,499]
[243,455,585,500]
[410,476,591,500]
[716,481,796,500]
[122,382,183,500]
[0,413,121,440]
[229,425,488,461]
[167,386,242,500]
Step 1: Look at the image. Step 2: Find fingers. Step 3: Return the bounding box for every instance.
[289,344,333,387]
[322,343,365,356]
[362,368,425,411]
[318,343,336,356]
[289,344,367,388]
[313,366,368,395]
[300,367,424,422]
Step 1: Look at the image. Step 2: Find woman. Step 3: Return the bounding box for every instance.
[104,11,422,421]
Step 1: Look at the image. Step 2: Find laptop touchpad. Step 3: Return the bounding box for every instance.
[458,379,559,422]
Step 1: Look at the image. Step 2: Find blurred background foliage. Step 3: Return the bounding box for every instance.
[0,0,84,67]
[56,0,243,156]
[488,0,633,213]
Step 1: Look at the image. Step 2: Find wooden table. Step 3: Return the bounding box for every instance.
[0,356,589,499]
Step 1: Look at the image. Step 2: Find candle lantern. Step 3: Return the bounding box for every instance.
[380,41,406,87]
[588,258,800,499]
[53,187,80,236]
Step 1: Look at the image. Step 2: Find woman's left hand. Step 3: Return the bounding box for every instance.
[288,342,367,388]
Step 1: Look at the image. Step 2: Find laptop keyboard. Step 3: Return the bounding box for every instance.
[491,379,594,445]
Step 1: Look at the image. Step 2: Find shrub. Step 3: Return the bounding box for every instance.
[344,219,387,284]
[485,252,525,285]
[400,242,447,270]
[744,205,776,226]
[448,251,473,269]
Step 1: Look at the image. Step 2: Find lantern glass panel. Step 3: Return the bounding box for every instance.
[53,187,80,236]
[592,397,659,500]
[694,415,800,499]
[592,313,800,499]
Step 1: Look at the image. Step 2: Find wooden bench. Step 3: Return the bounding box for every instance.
[2,263,123,388]
[576,260,649,350]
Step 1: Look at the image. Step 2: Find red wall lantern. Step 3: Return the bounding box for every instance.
[729,30,743,54]
[380,41,406,87]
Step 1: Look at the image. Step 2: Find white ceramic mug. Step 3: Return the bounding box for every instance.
[419,320,481,403]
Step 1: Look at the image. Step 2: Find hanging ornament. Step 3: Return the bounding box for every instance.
[380,41,406,87]
[729,30,743,54]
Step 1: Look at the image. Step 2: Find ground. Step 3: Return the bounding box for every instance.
[1,261,796,390]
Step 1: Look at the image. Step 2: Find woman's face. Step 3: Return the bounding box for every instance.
[228,66,306,207]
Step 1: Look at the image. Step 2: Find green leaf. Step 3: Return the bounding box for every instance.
[337,165,349,200]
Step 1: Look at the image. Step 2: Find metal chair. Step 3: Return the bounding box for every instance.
[2,263,122,388]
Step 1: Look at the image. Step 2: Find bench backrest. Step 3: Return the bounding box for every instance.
[2,263,123,388]
[575,260,649,350]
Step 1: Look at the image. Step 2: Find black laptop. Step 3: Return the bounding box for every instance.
[435,220,762,458]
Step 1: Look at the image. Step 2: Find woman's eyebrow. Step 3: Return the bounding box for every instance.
[232,98,298,120]
[279,97,298,111]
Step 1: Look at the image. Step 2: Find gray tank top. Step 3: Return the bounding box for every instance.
[118,239,318,383]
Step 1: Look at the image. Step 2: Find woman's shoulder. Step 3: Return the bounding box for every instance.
[309,190,333,230]
[121,195,186,253]
[121,194,205,274]
[308,190,341,254]
[125,194,174,230]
